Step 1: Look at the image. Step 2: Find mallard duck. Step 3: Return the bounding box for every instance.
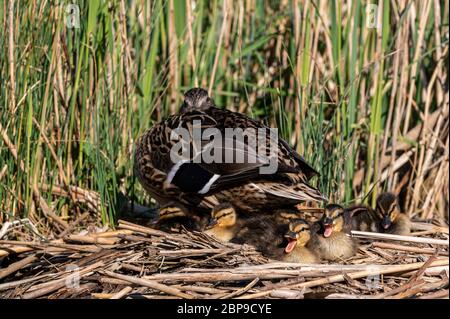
[134,88,326,223]
[308,204,357,261]
[280,219,320,263]
[375,192,411,235]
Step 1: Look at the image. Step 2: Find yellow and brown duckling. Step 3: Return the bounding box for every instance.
[308,204,358,261]
[134,88,326,225]
[280,219,319,263]
[203,203,240,242]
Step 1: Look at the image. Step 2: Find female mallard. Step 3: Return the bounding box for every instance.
[134,88,326,222]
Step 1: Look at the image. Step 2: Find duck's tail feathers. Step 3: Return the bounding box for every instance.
[253,182,327,203]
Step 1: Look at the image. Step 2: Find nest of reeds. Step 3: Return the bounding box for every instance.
[0,219,448,299]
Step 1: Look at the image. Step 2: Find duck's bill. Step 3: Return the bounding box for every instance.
[323,225,333,237]
[285,239,297,253]
[205,219,218,229]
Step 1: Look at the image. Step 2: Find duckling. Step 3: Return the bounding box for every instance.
[308,204,358,261]
[375,192,411,235]
[231,214,289,256]
[149,202,207,232]
[203,203,240,242]
[348,204,378,232]
[280,219,320,263]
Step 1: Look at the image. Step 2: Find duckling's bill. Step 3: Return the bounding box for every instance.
[323,225,333,237]
[284,230,299,253]
[285,238,298,253]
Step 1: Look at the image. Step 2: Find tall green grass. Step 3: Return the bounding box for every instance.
[0,0,448,233]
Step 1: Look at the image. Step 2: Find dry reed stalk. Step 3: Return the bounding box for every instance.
[92,293,115,299]
[7,0,15,112]
[21,260,104,299]
[143,270,297,283]
[92,230,134,238]
[208,0,228,95]
[63,235,119,245]
[417,290,449,299]
[237,259,449,299]
[372,242,447,255]
[168,0,179,113]
[0,165,7,182]
[0,255,37,280]
[185,1,198,87]
[219,278,259,299]
[351,230,449,246]
[110,286,133,299]
[0,272,60,292]
[103,270,194,299]
[0,245,34,258]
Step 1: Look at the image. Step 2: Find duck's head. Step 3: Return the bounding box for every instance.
[376,192,400,230]
[180,88,215,113]
[319,204,345,238]
[284,219,311,253]
[205,204,237,229]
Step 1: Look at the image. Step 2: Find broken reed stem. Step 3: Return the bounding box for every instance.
[372,242,448,255]
[351,230,449,246]
[63,235,119,245]
[0,255,37,280]
[21,261,104,299]
[102,270,194,299]
[219,278,259,299]
[109,286,133,299]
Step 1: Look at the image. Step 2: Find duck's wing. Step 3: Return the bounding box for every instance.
[207,107,319,180]
[163,111,300,194]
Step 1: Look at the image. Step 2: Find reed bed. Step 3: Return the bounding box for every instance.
[0,219,448,299]
[0,1,448,231]
[0,0,448,299]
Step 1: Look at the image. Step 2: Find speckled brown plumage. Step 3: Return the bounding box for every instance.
[134,88,326,218]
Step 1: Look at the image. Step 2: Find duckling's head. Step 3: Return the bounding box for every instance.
[181,88,215,113]
[284,219,311,253]
[319,204,345,237]
[206,204,237,229]
[152,205,186,224]
[376,192,400,229]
